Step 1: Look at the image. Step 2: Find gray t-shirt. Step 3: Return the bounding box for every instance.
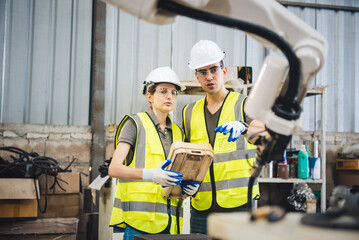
[205,105,222,147]
[204,97,252,148]
[117,108,174,164]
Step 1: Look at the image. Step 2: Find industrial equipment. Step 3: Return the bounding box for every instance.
[101,0,327,211]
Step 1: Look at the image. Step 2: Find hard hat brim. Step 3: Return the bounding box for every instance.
[188,52,225,70]
[155,81,186,92]
[141,81,186,95]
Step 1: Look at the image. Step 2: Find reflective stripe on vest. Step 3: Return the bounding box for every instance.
[183,92,259,211]
[110,112,184,234]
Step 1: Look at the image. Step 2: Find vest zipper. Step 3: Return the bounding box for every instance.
[205,92,231,208]
[145,112,168,159]
[176,199,183,234]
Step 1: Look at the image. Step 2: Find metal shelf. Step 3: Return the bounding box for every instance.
[259,178,323,184]
[240,85,327,212]
[257,87,327,212]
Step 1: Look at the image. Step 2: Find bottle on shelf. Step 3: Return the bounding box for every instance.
[309,140,321,179]
[277,150,289,179]
[298,145,309,179]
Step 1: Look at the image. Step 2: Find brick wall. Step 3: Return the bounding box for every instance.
[0,123,92,183]
[0,123,93,239]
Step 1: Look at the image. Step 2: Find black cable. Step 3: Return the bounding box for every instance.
[0,157,24,176]
[0,147,32,175]
[0,146,40,171]
[176,199,183,234]
[247,163,264,212]
[35,175,48,214]
[247,176,255,211]
[0,146,33,158]
[157,0,301,120]
[63,157,77,171]
[0,146,76,214]
[50,176,68,193]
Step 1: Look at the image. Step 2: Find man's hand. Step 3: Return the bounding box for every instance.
[143,160,183,187]
[214,121,248,142]
[180,180,200,196]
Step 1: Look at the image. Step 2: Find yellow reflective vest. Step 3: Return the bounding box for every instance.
[182,92,259,211]
[110,112,184,234]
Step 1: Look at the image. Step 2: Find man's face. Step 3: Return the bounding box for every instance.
[195,63,227,95]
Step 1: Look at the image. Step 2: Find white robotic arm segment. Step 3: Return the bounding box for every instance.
[190,0,327,53]
[294,38,327,102]
[244,55,297,136]
[101,0,175,25]
[101,0,210,25]
[245,37,327,136]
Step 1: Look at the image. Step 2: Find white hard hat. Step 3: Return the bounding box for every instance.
[141,66,186,95]
[188,40,225,70]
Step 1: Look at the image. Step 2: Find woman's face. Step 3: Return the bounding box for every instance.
[146,83,178,113]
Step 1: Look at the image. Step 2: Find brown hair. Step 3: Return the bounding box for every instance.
[147,85,156,95]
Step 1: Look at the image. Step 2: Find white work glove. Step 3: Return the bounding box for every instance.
[214,121,248,142]
[180,180,200,196]
[142,160,183,187]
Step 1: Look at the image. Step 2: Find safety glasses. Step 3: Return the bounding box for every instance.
[153,88,179,97]
[196,65,223,78]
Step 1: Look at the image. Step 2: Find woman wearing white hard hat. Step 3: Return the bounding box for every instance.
[108,67,198,240]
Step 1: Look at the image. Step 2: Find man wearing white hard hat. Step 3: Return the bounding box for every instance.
[108,67,198,239]
[182,40,265,234]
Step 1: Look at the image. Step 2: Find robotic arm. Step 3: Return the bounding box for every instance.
[102,0,327,208]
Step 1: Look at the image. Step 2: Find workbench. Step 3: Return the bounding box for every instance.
[207,212,358,240]
[0,218,79,240]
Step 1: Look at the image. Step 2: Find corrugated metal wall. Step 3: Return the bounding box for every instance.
[316,0,359,133]
[105,0,359,132]
[104,8,265,127]
[0,0,92,125]
[0,0,358,132]
[293,0,359,133]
